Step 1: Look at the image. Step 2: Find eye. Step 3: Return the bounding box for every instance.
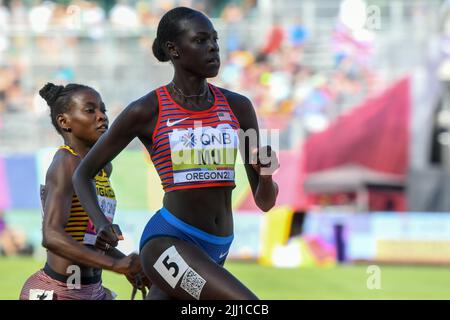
[195,38,205,44]
[85,108,95,113]
[100,103,107,113]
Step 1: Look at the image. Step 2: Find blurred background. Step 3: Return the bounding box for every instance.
[2,0,450,299]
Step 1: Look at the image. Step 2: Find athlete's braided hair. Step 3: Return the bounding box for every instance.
[39,82,92,134]
[152,7,202,62]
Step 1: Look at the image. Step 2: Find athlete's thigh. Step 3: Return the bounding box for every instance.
[140,237,258,300]
[145,284,173,300]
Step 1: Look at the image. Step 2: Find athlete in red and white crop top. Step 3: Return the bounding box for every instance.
[73,7,279,301]
[150,83,240,192]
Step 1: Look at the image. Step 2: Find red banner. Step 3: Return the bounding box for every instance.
[304,77,410,175]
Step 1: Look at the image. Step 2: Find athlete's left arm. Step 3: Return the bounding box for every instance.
[226,91,279,212]
[101,163,151,291]
[104,162,112,176]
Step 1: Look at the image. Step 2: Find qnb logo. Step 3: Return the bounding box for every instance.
[181,132,197,148]
[366,265,381,290]
[201,132,233,146]
[178,131,234,148]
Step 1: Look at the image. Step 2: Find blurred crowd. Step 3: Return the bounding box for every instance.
[0,1,260,120]
[217,19,379,134]
[0,0,432,150]
[0,0,256,31]
[0,210,34,256]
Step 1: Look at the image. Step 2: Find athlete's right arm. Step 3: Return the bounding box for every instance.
[42,152,139,274]
[73,93,158,247]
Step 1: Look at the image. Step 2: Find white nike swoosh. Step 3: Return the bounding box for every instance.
[219,251,228,259]
[167,117,190,127]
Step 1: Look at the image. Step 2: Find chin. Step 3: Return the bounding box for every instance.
[91,133,103,144]
[204,68,220,78]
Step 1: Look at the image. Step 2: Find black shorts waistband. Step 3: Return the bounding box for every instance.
[43,263,101,285]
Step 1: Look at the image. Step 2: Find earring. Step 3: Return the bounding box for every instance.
[174,52,179,58]
[63,128,71,132]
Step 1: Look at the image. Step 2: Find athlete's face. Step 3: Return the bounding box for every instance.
[173,14,220,78]
[64,89,108,146]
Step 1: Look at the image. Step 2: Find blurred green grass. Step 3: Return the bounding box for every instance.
[1,257,450,299]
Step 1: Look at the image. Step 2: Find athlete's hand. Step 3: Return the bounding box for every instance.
[112,253,141,275]
[251,146,280,176]
[129,272,152,300]
[95,223,123,249]
[123,255,151,299]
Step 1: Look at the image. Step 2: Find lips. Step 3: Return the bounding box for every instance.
[97,124,108,132]
[206,56,220,65]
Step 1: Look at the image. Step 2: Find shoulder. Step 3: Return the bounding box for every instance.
[45,149,80,189]
[104,162,113,176]
[123,90,159,120]
[215,86,257,129]
[111,90,160,137]
[216,86,253,110]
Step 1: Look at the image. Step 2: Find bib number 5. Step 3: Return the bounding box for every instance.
[163,255,179,277]
[153,246,189,288]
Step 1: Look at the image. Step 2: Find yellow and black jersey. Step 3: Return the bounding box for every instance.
[58,145,117,245]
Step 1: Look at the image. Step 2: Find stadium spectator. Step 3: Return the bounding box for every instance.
[260,20,285,57]
[221,2,244,52]
[0,0,9,53]
[10,0,27,27]
[28,1,54,34]
[110,0,140,30]
[0,210,34,257]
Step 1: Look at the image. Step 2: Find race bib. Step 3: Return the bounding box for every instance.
[97,195,116,221]
[40,184,46,217]
[168,124,239,184]
[153,246,189,288]
[83,195,116,245]
[29,289,54,300]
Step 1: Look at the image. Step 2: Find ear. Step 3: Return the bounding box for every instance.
[56,114,71,133]
[166,41,179,59]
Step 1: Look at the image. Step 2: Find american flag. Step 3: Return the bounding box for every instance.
[217,112,231,121]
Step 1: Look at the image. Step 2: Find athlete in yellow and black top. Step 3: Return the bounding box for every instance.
[19,83,148,300]
[60,145,117,245]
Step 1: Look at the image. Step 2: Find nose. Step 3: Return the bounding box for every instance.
[96,109,107,122]
[208,39,219,53]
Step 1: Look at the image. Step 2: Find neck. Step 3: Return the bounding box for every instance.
[63,138,91,158]
[172,74,208,96]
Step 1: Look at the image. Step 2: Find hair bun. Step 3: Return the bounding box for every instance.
[152,37,169,62]
[39,82,64,106]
